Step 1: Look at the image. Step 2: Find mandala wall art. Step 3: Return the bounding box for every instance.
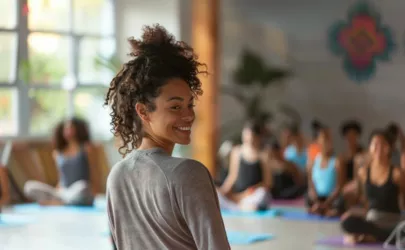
[328,2,395,82]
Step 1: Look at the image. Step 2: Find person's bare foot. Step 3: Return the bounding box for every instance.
[239,203,257,212]
[343,235,357,245]
[325,208,338,217]
[39,199,64,206]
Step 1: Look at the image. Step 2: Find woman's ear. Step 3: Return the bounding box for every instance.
[135,103,149,122]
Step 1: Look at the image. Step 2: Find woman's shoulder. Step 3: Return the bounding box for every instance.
[172,158,208,175]
[392,166,404,185]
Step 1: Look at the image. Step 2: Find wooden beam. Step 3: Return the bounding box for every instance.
[191,0,219,176]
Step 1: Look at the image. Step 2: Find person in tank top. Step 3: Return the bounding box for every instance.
[306,127,345,217]
[341,129,405,245]
[340,120,364,208]
[283,125,308,173]
[217,120,272,212]
[269,141,306,200]
[24,117,98,206]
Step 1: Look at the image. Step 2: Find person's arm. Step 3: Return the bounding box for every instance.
[0,165,10,206]
[173,160,230,250]
[307,159,317,200]
[392,167,405,210]
[324,157,345,207]
[84,143,101,195]
[52,150,61,189]
[401,152,405,172]
[285,162,304,186]
[260,149,273,189]
[218,146,240,195]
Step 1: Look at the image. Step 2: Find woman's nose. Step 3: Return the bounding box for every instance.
[182,115,194,122]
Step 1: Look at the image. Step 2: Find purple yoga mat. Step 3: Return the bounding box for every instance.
[316,236,386,249]
[272,198,304,206]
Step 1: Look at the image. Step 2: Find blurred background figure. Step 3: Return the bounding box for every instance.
[217,120,272,211]
[24,117,98,206]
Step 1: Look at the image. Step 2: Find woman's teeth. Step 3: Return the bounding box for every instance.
[177,127,191,131]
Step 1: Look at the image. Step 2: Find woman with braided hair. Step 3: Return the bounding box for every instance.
[105,25,230,250]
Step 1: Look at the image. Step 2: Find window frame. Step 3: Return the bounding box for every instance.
[0,0,116,140]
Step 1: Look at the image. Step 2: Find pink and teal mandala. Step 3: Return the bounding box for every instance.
[328,2,395,82]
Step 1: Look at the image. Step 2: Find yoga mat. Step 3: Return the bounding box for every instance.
[281,210,339,222]
[227,231,274,245]
[272,198,304,207]
[221,209,281,218]
[101,230,274,245]
[12,203,105,214]
[0,214,35,228]
[316,236,385,249]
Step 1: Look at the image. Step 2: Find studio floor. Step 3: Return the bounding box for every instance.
[0,199,384,250]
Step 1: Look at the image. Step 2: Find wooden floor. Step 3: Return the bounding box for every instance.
[0,199,382,250]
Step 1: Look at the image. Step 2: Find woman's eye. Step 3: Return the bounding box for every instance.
[188,104,195,108]
[171,106,181,110]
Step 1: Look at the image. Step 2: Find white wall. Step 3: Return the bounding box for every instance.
[220,0,405,151]
[115,0,181,61]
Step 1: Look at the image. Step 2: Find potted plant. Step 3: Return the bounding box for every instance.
[220,48,297,143]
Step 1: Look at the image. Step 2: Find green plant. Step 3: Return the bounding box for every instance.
[220,48,294,141]
[93,53,121,74]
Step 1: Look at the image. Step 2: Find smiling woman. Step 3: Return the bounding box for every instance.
[104,24,230,250]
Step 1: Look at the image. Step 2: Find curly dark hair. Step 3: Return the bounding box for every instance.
[340,120,362,137]
[53,117,91,152]
[105,24,205,156]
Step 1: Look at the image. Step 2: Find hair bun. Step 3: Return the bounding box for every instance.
[127,24,176,57]
[311,119,322,130]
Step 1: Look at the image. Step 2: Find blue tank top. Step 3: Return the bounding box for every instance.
[56,147,90,188]
[284,145,307,172]
[312,155,337,197]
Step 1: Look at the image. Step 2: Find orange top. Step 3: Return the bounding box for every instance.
[307,143,321,162]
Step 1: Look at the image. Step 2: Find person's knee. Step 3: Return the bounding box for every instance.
[71,180,90,190]
[23,180,38,197]
[341,215,361,233]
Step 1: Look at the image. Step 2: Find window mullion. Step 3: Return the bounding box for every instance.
[66,0,76,117]
[16,0,30,138]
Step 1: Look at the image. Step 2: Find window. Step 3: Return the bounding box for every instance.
[0,88,18,136]
[0,0,116,139]
[73,88,111,140]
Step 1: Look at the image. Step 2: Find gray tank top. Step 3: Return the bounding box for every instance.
[56,147,90,188]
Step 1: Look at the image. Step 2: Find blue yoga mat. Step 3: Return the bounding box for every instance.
[221,209,280,218]
[227,231,274,245]
[101,230,273,245]
[12,203,105,213]
[281,210,339,222]
[0,214,35,227]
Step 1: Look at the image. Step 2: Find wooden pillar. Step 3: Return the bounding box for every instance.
[191,0,219,176]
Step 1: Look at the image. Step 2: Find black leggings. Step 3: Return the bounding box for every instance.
[305,193,346,214]
[272,185,306,199]
[271,172,306,199]
[341,215,394,242]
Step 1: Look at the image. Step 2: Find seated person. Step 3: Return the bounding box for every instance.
[340,120,364,207]
[306,127,345,217]
[279,124,294,155]
[341,130,405,245]
[24,117,99,206]
[283,125,308,173]
[386,123,404,167]
[269,142,306,199]
[307,119,323,163]
[217,120,272,211]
